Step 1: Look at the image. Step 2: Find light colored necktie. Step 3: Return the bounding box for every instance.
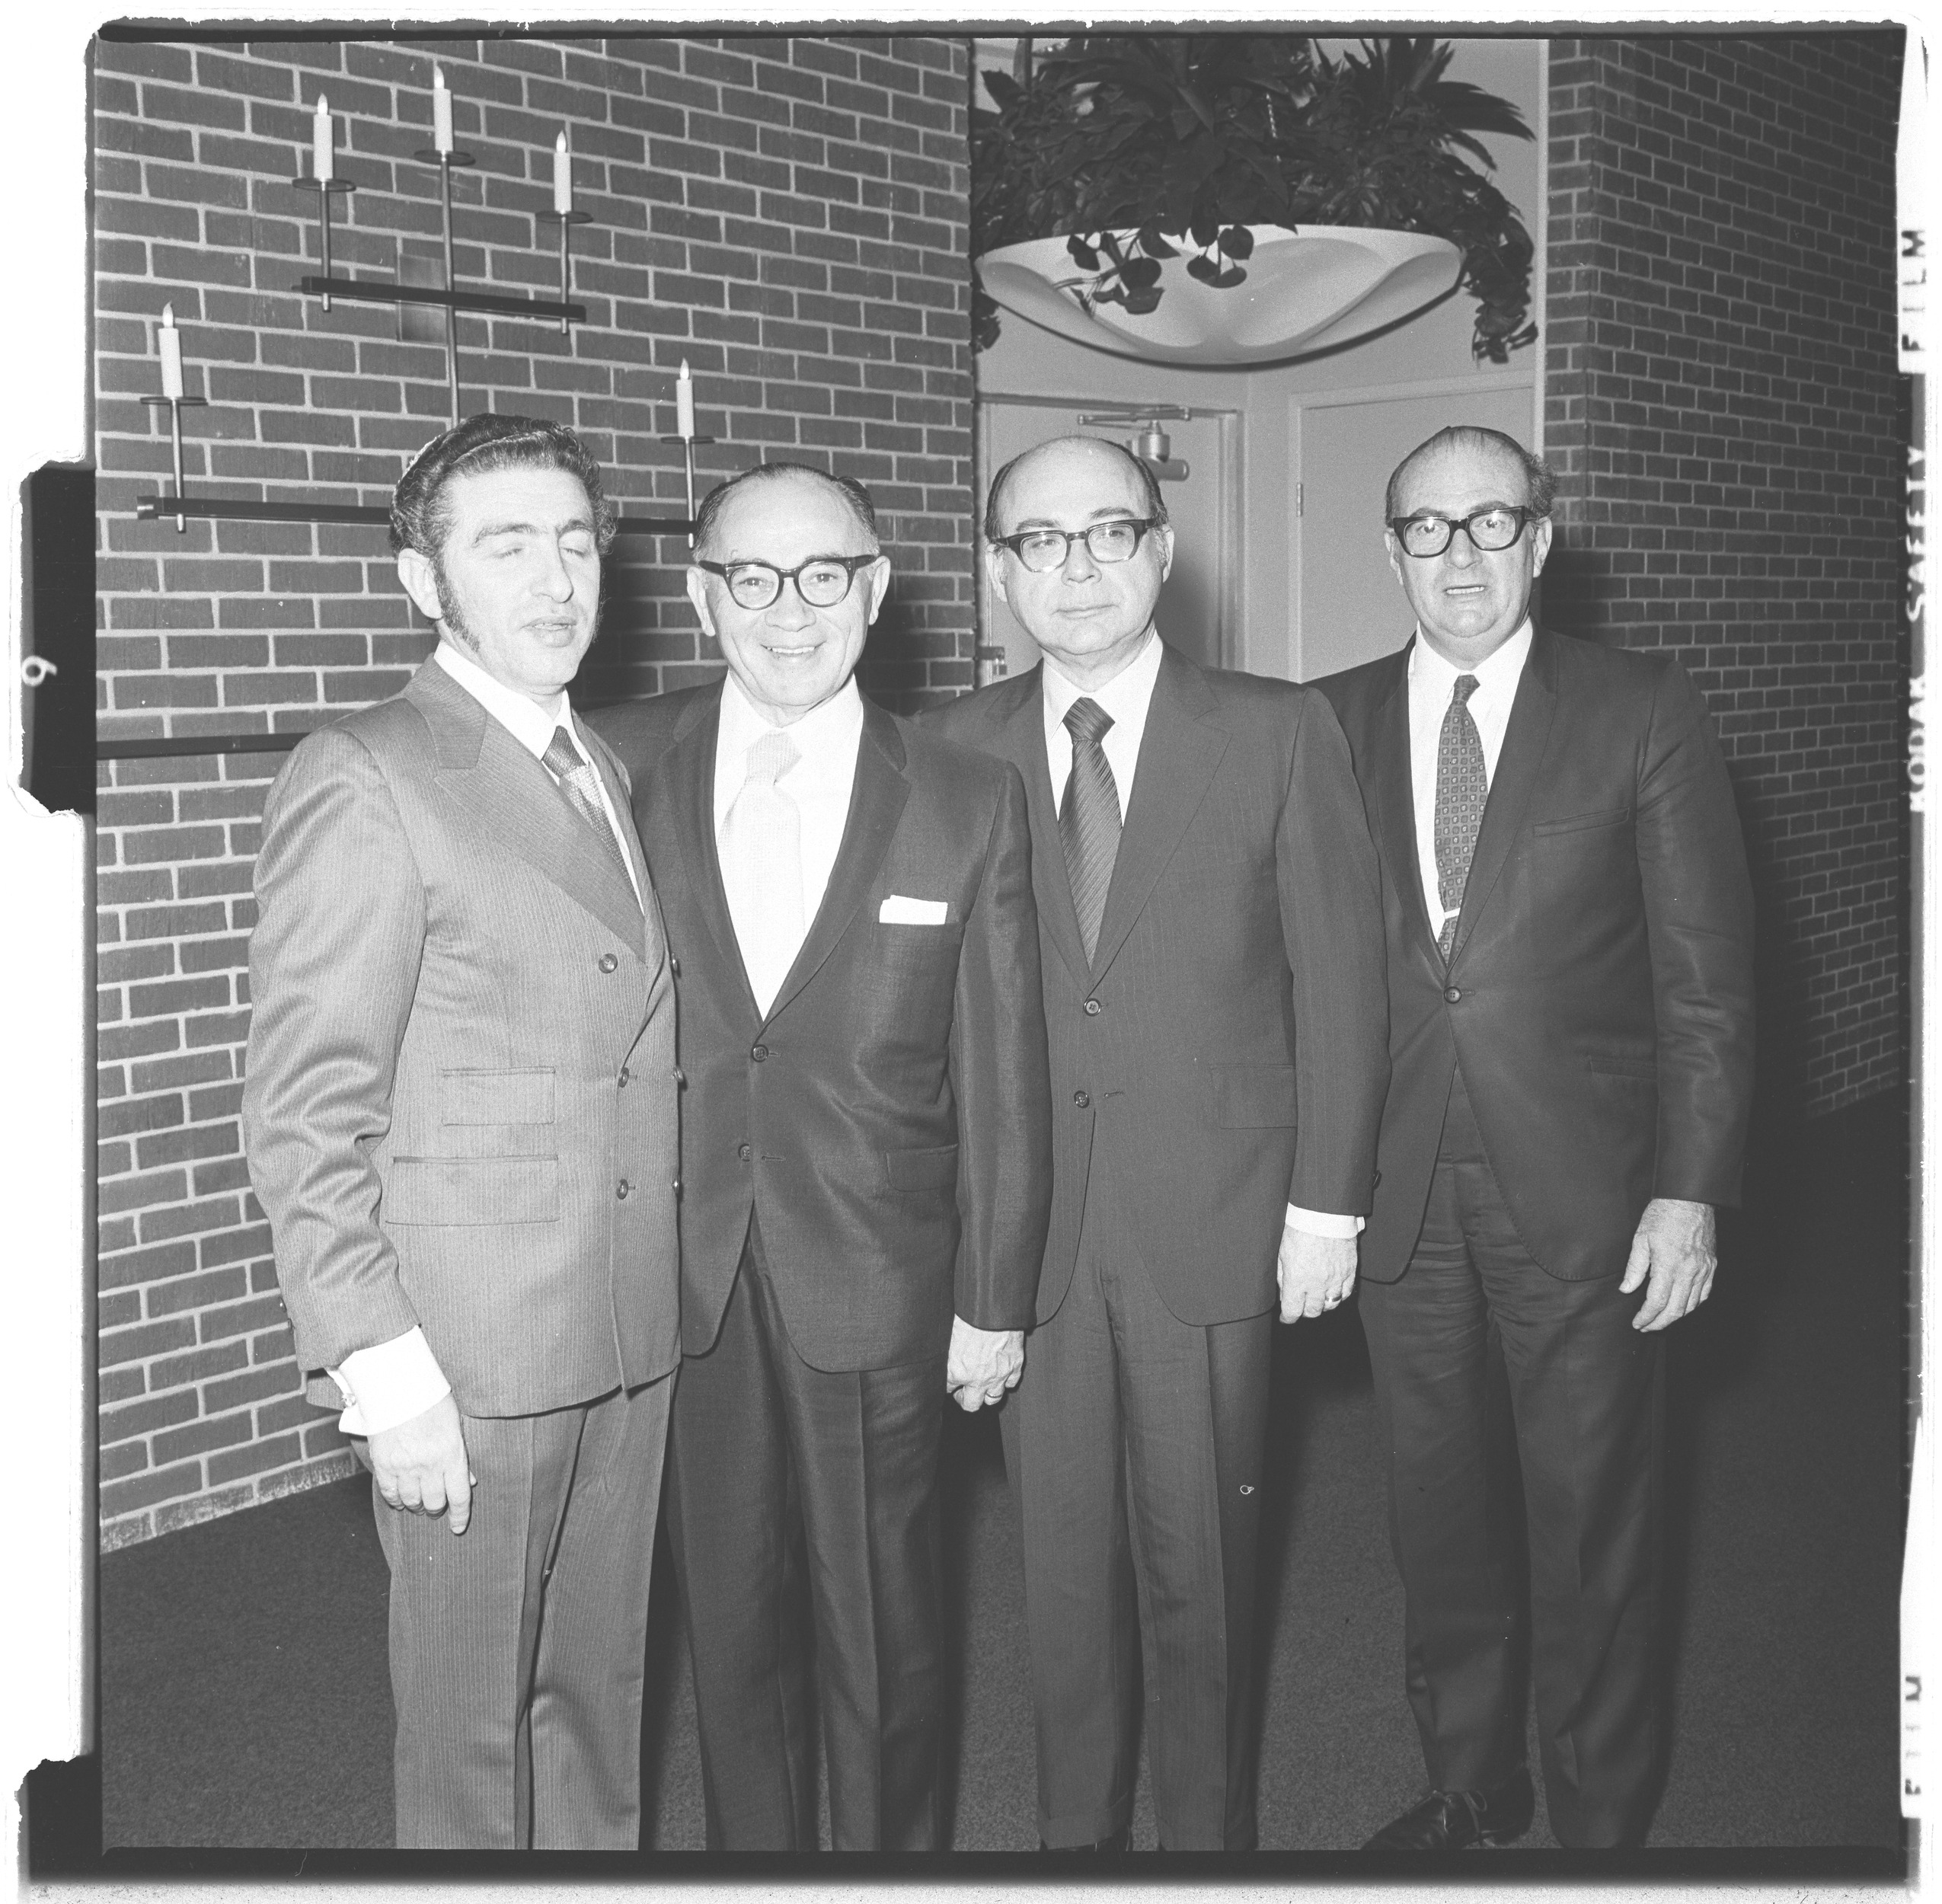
[721,727,805,1012]
[1433,675,1487,961]
[1060,697,1122,965]
[541,725,639,907]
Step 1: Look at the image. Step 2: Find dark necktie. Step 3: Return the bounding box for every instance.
[542,725,639,907]
[1433,675,1487,961]
[1060,697,1121,963]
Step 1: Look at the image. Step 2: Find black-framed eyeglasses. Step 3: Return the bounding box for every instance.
[696,551,882,610]
[1387,506,1545,559]
[992,518,1161,573]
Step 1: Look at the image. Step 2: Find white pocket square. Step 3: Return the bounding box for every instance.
[879,895,947,925]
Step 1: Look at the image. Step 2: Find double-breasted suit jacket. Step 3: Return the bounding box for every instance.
[594,682,1053,1370]
[1318,627,1757,1282]
[244,656,680,1415]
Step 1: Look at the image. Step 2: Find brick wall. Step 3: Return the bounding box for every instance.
[1544,33,1907,1118]
[93,31,976,1547]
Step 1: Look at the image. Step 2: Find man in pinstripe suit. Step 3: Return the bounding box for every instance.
[243,415,679,1849]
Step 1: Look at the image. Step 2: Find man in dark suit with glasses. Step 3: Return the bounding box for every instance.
[1317,425,1755,1850]
[928,434,1391,1851]
[593,462,1052,1851]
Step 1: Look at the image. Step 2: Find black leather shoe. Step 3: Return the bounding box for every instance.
[1040,1826,1132,1851]
[1361,1765,1535,1850]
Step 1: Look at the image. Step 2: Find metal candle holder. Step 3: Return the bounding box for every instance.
[286,176,355,309]
[140,392,210,534]
[413,146,477,425]
[660,433,716,547]
[537,209,593,335]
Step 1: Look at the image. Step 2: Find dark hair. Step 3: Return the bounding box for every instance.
[1385,425,1557,521]
[690,462,880,557]
[390,412,618,559]
[983,436,1171,545]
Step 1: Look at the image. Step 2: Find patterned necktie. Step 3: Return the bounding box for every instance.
[1433,675,1487,961]
[1060,697,1122,964]
[720,728,805,1013]
[541,725,639,907]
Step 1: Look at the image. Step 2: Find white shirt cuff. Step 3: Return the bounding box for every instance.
[328,1327,452,1438]
[1285,1204,1366,1238]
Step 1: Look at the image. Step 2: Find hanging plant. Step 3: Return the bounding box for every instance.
[971,34,1538,363]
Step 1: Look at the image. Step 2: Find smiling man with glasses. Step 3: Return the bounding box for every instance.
[592,461,1052,1850]
[928,434,1391,1851]
[1317,425,1755,1851]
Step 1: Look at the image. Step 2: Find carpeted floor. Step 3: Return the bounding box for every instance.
[97,1094,1908,1852]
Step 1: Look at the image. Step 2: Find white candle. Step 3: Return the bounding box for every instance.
[553,130,573,215]
[313,94,333,183]
[433,65,452,155]
[676,359,695,439]
[158,303,184,400]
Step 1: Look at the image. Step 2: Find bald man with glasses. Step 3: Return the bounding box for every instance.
[1317,426,1754,1849]
[592,462,1052,1851]
[927,435,1390,1851]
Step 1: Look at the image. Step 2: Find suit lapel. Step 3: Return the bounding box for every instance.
[763,700,911,1024]
[407,663,646,954]
[1364,645,1442,972]
[1448,626,1560,967]
[656,688,762,1023]
[989,667,1092,988]
[1088,645,1228,983]
[580,717,669,969]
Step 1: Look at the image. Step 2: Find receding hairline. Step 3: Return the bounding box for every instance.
[987,435,1156,536]
[693,463,879,559]
[1386,427,1551,520]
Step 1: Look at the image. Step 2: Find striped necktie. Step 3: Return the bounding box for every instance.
[1060,696,1121,964]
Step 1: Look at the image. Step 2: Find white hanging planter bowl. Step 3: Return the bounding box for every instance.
[976,225,1463,366]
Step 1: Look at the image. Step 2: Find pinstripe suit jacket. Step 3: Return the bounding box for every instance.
[243,657,681,1418]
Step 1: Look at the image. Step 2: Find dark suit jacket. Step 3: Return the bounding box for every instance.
[244,658,681,1417]
[593,685,1053,1374]
[1317,628,1757,1283]
[924,643,1391,1327]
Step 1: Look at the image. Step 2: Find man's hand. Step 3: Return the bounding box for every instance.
[368,1392,475,1532]
[947,1318,1024,1412]
[1278,1225,1358,1323]
[1621,1196,1717,1331]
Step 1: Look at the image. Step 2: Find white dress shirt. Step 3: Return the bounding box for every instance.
[713,672,866,1013]
[1038,633,1359,1244]
[327,641,640,1438]
[1406,620,1533,943]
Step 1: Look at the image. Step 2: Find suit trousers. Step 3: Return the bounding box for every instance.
[372,1372,673,1848]
[1356,1064,1664,1847]
[663,1215,947,1851]
[1001,1149,1273,1850]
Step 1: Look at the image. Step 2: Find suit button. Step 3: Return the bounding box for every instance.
[737,1142,752,1162]
[1443,986,1461,1004]
[1072,1089,1091,1109]
[672,1065,685,1085]
[672,1177,682,1196]
[751,1043,769,1062]
[616,1179,631,1200]
[599,952,618,973]
[617,1066,630,1088]
[1084,998,1102,1016]
[669,954,682,977]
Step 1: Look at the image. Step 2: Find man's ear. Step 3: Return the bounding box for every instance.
[983,542,1011,609]
[1155,523,1175,584]
[1529,515,1554,580]
[685,565,716,639]
[397,548,446,627]
[864,555,892,626]
[1383,531,1406,590]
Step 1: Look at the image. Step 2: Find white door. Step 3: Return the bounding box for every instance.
[976,398,1235,678]
[1292,381,1536,681]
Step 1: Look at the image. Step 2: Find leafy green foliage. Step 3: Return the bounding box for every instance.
[970,34,1536,362]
